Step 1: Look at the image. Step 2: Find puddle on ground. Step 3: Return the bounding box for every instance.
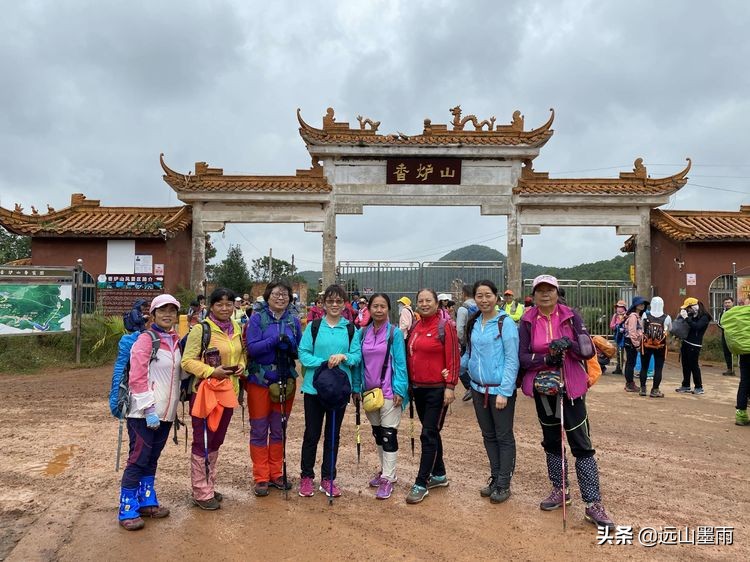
[28,445,82,476]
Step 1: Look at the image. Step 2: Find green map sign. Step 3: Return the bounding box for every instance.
[0,269,74,334]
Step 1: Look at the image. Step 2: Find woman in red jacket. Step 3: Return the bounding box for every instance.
[405,288,460,504]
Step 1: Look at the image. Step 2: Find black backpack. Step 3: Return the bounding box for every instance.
[642,314,667,349]
[310,318,355,349]
[179,321,212,402]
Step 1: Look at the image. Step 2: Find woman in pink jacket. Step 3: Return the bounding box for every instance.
[622,296,649,393]
[519,275,615,530]
[118,294,183,531]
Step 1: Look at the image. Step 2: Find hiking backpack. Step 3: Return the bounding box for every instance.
[109,330,160,418]
[122,310,139,333]
[613,318,628,348]
[642,313,667,350]
[310,318,355,349]
[178,320,212,402]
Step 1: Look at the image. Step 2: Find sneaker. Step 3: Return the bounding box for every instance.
[649,388,664,398]
[426,474,449,489]
[119,516,145,531]
[405,484,429,504]
[490,487,511,504]
[675,386,692,393]
[722,370,736,376]
[192,497,220,510]
[692,387,705,395]
[376,479,394,500]
[480,476,497,498]
[639,386,647,396]
[584,502,615,529]
[462,389,472,402]
[624,382,639,393]
[298,476,315,497]
[319,479,341,497]
[269,476,292,491]
[254,482,269,497]
[735,409,750,426]
[368,472,383,488]
[539,487,571,511]
[213,491,223,502]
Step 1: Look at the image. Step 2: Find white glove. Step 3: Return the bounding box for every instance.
[679,309,688,319]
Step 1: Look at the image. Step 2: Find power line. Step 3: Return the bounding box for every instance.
[686,182,749,195]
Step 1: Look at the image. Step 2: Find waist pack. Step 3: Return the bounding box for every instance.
[362,387,385,413]
[534,370,563,396]
[721,306,750,354]
[269,377,296,403]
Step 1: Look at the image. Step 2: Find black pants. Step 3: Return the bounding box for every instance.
[413,387,448,487]
[680,344,703,389]
[640,346,666,389]
[721,332,733,371]
[624,344,639,384]
[300,393,346,480]
[737,354,750,410]
[534,391,595,458]
[472,390,516,489]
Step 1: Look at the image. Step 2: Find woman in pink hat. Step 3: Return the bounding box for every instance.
[117,294,183,531]
[609,300,627,374]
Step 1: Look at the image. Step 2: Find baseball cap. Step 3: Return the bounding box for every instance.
[397,296,411,306]
[149,294,180,314]
[616,300,626,308]
[437,293,451,301]
[234,296,242,301]
[503,289,514,296]
[531,274,559,292]
[681,297,699,308]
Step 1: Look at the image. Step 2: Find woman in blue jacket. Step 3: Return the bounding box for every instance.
[352,293,409,500]
[297,284,362,498]
[461,279,519,503]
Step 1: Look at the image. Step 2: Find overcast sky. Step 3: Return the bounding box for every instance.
[1,0,748,272]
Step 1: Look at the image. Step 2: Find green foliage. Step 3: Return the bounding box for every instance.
[173,285,197,313]
[250,256,305,283]
[439,244,505,262]
[212,245,252,294]
[0,226,31,264]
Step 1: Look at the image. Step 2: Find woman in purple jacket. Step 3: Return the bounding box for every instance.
[245,282,303,497]
[519,275,615,530]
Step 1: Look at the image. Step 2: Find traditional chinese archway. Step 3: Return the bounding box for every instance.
[161,106,690,296]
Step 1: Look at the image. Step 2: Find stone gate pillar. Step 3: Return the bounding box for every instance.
[322,203,336,287]
[635,207,652,297]
[506,206,522,296]
[191,202,206,294]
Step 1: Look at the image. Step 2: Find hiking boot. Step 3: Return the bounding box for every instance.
[490,487,511,504]
[376,479,394,500]
[649,388,664,398]
[480,476,498,498]
[119,517,145,531]
[722,370,736,376]
[639,386,647,396]
[319,479,341,497]
[138,505,170,518]
[192,497,220,510]
[624,382,639,393]
[612,368,623,375]
[254,482,270,497]
[368,472,383,487]
[539,487,571,511]
[270,477,292,491]
[462,389,472,402]
[426,474,449,489]
[675,386,692,393]
[735,409,750,426]
[692,387,705,395]
[405,484,429,504]
[584,502,615,529]
[213,491,223,502]
[298,477,315,497]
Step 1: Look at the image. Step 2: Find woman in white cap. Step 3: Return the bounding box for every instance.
[675,297,711,395]
[518,275,615,530]
[117,294,183,531]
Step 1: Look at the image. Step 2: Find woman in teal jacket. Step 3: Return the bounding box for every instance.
[461,279,520,504]
[297,284,362,498]
[352,293,409,500]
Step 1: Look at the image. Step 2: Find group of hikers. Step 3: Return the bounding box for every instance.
[114,275,750,534]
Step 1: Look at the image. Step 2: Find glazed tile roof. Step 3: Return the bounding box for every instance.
[2,257,32,266]
[622,206,750,251]
[0,194,191,238]
[297,107,555,148]
[161,154,331,194]
[516,158,691,196]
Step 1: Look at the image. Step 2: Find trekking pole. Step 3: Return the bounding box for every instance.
[115,415,125,471]
[409,389,415,457]
[559,360,568,532]
[329,409,335,507]
[355,398,361,465]
[239,383,246,434]
[203,419,210,481]
[280,379,289,500]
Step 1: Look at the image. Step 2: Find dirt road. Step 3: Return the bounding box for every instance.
[0,359,747,561]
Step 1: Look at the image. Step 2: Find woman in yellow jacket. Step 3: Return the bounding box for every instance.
[181,287,246,510]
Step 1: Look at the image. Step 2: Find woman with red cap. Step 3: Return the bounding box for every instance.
[117,294,183,531]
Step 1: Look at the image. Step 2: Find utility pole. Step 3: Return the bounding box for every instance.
[269,248,273,282]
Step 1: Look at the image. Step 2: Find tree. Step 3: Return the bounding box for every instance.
[0,227,31,264]
[250,256,305,283]
[212,245,251,294]
[204,234,218,281]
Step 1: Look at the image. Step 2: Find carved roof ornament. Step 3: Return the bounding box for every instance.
[160,153,330,194]
[297,107,555,147]
[30,206,39,216]
[356,115,380,132]
[14,203,23,213]
[46,204,55,214]
[516,158,692,196]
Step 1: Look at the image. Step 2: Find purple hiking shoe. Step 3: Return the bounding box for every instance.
[375,479,394,500]
[585,502,615,529]
[540,487,571,511]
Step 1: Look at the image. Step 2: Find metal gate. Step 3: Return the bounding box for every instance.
[523,278,634,336]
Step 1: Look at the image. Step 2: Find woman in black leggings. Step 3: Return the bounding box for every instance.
[675,298,711,395]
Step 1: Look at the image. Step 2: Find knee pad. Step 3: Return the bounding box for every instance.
[371,425,383,446]
[381,427,398,453]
